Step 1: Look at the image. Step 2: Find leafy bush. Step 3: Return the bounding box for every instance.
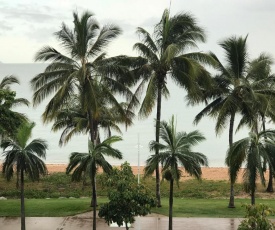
[238,204,275,230]
[99,162,156,229]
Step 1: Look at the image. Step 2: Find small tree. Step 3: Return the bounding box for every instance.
[98,162,156,230]
[226,130,275,205]
[66,136,122,230]
[238,204,275,230]
[145,116,208,230]
[1,122,48,230]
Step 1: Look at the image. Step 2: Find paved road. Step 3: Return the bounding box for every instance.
[0,216,242,230]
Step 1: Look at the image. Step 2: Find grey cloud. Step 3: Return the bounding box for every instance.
[99,16,157,38]
[239,1,275,12]
[25,26,57,43]
[0,23,12,31]
[8,12,54,23]
[0,3,66,23]
[140,16,158,28]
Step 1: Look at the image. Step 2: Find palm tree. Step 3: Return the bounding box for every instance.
[0,75,29,139]
[51,92,134,147]
[66,136,123,230]
[0,75,29,107]
[144,116,208,230]
[31,10,133,152]
[241,53,275,192]
[193,35,269,207]
[1,122,48,230]
[133,9,214,206]
[226,129,275,205]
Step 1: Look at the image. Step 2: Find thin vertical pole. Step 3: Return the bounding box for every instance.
[138,133,140,184]
[137,134,141,230]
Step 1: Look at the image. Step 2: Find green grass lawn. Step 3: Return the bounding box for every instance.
[152,198,275,217]
[1,198,275,218]
[0,198,106,217]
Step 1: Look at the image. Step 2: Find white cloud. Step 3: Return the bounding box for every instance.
[0,0,274,63]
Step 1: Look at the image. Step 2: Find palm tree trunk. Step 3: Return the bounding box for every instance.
[92,174,97,230]
[228,112,235,208]
[16,170,19,189]
[251,189,255,205]
[168,179,174,230]
[87,110,98,207]
[251,188,256,229]
[266,168,274,192]
[262,116,274,192]
[87,110,97,230]
[228,184,235,208]
[91,175,97,206]
[229,112,235,147]
[20,169,26,230]
[155,81,162,207]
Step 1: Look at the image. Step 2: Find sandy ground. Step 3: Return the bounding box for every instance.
[0,162,269,183]
[46,164,263,183]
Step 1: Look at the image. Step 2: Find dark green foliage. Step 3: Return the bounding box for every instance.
[1,122,48,230]
[145,116,208,230]
[194,36,275,208]
[133,8,215,207]
[226,130,275,205]
[238,204,275,230]
[0,76,29,139]
[0,90,27,137]
[98,162,156,229]
[66,137,123,208]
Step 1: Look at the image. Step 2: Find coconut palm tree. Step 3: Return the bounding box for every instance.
[66,136,123,230]
[0,76,29,139]
[193,35,270,207]
[133,9,214,206]
[241,53,275,192]
[226,129,275,205]
[1,122,48,230]
[144,116,208,230]
[31,10,134,152]
[51,91,135,147]
[236,54,275,128]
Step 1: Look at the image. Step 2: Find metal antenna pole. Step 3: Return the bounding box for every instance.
[138,133,140,184]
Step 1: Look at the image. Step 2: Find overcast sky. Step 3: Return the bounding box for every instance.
[0,0,275,167]
[0,0,275,63]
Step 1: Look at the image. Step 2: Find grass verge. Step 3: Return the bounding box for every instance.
[1,198,275,218]
[152,198,275,217]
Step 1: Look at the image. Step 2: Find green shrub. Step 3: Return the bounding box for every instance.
[238,204,275,230]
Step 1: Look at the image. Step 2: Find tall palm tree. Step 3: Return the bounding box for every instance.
[133,9,214,206]
[66,136,123,230]
[31,11,134,150]
[226,130,275,205]
[194,35,264,207]
[241,53,275,192]
[0,76,29,139]
[144,116,208,230]
[1,122,48,230]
